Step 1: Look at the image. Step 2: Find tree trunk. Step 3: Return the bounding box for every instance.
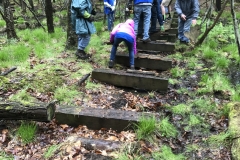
[4,0,18,39]
[230,0,240,56]
[65,0,78,50]
[195,0,228,46]
[216,0,221,11]
[28,0,34,10]
[45,0,54,33]
[0,101,56,122]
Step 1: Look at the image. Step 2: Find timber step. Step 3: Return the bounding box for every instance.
[149,32,177,42]
[91,69,168,92]
[115,53,172,71]
[55,105,156,132]
[137,41,175,52]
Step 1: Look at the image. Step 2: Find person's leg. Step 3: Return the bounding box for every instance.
[138,13,144,35]
[149,5,157,33]
[177,18,185,40]
[78,34,91,50]
[107,13,114,31]
[134,5,142,36]
[182,18,192,42]
[142,5,151,40]
[110,37,123,62]
[125,40,134,67]
[156,0,164,30]
[160,3,165,22]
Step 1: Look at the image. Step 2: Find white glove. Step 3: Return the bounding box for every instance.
[111,6,115,11]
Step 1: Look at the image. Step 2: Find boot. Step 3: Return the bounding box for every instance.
[108,60,114,68]
[75,49,90,60]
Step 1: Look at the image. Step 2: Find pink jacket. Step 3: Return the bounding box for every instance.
[110,19,137,54]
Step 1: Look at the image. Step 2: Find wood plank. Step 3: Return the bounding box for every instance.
[137,41,175,52]
[149,33,177,42]
[55,105,155,132]
[115,53,172,71]
[91,69,168,92]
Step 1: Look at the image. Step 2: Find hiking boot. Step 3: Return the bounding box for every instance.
[130,65,135,70]
[160,25,164,31]
[75,49,90,60]
[142,38,151,43]
[108,60,114,68]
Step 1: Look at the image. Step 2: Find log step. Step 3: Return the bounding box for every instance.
[137,41,175,52]
[115,53,172,71]
[91,69,168,92]
[55,105,156,131]
[149,33,177,42]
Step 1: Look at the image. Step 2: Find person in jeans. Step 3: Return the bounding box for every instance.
[128,0,152,43]
[175,0,199,43]
[71,0,96,59]
[149,0,164,33]
[108,19,137,70]
[104,0,116,31]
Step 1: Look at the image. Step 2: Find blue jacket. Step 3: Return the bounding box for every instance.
[174,0,199,19]
[71,0,96,35]
[104,0,115,14]
[134,0,153,5]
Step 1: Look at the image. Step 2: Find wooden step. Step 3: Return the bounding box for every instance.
[137,41,175,52]
[165,28,178,34]
[115,53,172,71]
[91,69,168,92]
[55,105,156,132]
[149,33,177,42]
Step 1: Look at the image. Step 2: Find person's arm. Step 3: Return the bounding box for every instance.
[174,0,182,16]
[104,0,112,8]
[192,0,200,20]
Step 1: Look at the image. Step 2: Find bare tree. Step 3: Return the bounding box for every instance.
[195,0,228,46]
[230,0,240,55]
[3,0,18,39]
[45,0,54,33]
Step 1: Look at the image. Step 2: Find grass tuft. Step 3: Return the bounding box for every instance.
[135,116,156,140]
[157,117,178,138]
[17,121,37,144]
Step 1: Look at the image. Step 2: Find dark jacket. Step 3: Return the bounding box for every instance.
[174,0,199,19]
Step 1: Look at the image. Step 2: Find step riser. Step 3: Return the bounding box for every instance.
[115,54,172,71]
[149,33,177,42]
[137,41,175,52]
[92,69,168,92]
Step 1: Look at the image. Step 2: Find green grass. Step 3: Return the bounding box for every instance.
[152,145,186,160]
[215,56,230,68]
[135,116,156,140]
[9,88,37,104]
[0,20,6,27]
[54,86,80,105]
[17,121,37,144]
[207,131,234,147]
[157,117,178,138]
[171,104,192,115]
[44,144,61,159]
[170,67,185,78]
[202,47,216,59]
[188,115,201,127]
[191,98,216,113]
[0,151,13,160]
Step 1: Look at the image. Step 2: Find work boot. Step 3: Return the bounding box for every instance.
[75,49,91,60]
[108,60,114,68]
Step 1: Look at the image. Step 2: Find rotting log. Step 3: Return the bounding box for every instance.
[91,69,169,92]
[137,41,175,52]
[0,101,56,122]
[115,53,172,71]
[55,105,157,132]
[228,102,240,160]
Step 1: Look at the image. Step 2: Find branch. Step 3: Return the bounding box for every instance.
[195,0,229,46]
[0,6,6,21]
[0,67,17,76]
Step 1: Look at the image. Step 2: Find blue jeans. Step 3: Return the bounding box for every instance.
[178,18,192,42]
[134,5,151,40]
[149,3,163,32]
[110,37,134,66]
[78,34,91,50]
[107,13,114,31]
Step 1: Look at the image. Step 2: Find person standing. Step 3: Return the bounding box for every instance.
[108,19,137,70]
[71,0,96,59]
[128,0,152,43]
[104,0,116,31]
[174,0,199,43]
[149,0,164,33]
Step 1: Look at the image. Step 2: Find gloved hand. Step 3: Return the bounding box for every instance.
[91,9,96,15]
[86,15,94,22]
[111,6,115,11]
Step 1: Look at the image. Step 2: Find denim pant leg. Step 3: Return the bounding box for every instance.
[156,0,163,26]
[134,5,142,36]
[110,37,123,61]
[183,18,192,33]
[125,41,134,66]
[78,34,91,50]
[142,5,151,40]
[107,13,114,31]
[138,13,144,35]
[150,6,157,32]
[178,18,185,40]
